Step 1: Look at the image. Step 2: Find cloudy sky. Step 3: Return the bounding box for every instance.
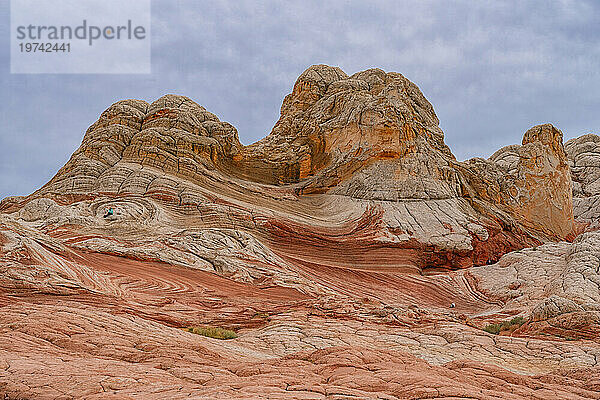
[1,0,599,199]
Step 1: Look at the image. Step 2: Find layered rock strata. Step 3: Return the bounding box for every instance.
[1,65,598,399]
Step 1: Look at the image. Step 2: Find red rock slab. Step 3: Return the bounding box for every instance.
[277,255,495,314]
[58,250,312,329]
[2,302,599,399]
[75,251,309,302]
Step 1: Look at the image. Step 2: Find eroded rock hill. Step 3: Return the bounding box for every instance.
[1,65,577,272]
[1,65,599,399]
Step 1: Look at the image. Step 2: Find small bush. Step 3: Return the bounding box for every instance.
[186,326,237,340]
[483,316,526,335]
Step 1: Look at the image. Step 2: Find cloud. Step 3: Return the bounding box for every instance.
[1,0,599,199]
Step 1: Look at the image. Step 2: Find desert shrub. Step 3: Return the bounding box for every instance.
[483,316,526,335]
[186,326,237,340]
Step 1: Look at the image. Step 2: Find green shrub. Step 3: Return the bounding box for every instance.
[186,326,237,340]
[483,316,526,335]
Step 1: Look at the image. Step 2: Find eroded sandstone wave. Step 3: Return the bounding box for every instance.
[1,65,599,399]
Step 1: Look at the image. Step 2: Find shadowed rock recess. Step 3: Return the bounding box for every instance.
[1,65,599,399]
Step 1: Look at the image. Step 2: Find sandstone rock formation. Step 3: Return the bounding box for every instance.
[489,124,574,239]
[566,133,600,228]
[1,65,599,399]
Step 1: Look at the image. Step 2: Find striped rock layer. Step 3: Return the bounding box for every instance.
[1,65,599,399]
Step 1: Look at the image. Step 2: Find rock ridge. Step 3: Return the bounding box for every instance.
[0,65,583,273]
[1,64,599,399]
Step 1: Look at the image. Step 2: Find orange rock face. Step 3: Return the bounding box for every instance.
[1,65,599,399]
[513,124,575,239]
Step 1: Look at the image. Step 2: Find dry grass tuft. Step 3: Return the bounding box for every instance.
[185,326,237,340]
[483,316,526,335]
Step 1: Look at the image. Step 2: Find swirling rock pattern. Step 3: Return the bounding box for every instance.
[1,65,599,399]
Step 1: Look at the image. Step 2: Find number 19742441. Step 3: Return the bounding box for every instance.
[19,43,71,53]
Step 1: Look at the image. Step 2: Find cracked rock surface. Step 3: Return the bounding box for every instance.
[1,65,600,399]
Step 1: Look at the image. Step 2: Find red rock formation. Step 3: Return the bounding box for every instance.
[1,65,599,399]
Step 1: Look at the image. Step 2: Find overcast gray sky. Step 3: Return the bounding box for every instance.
[1,0,599,200]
